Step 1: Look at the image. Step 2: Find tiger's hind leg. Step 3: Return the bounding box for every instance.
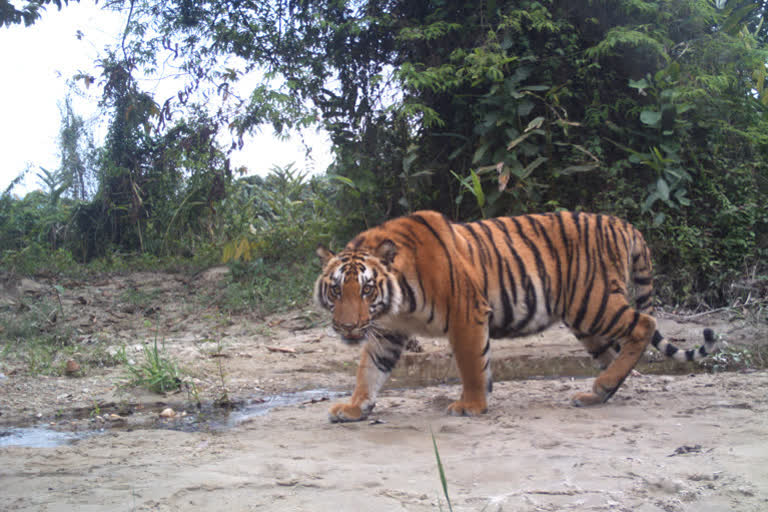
[329,332,405,423]
[575,335,621,369]
[571,302,655,406]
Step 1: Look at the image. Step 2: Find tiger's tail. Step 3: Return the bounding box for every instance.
[652,328,718,362]
[629,226,718,362]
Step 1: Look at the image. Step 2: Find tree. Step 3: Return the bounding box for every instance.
[57,96,96,200]
[0,0,79,28]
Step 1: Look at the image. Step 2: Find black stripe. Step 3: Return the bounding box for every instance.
[555,213,575,315]
[480,221,513,330]
[634,276,652,286]
[398,275,416,313]
[573,215,601,331]
[566,213,582,311]
[411,214,455,295]
[524,215,554,316]
[481,339,491,357]
[635,292,652,309]
[586,256,611,335]
[369,351,399,373]
[623,311,640,338]
[515,279,538,331]
[600,304,630,337]
[511,217,550,316]
[489,219,521,306]
[461,223,490,294]
[416,271,426,310]
[531,215,562,315]
[651,330,663,348]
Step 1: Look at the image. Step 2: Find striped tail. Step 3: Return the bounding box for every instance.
[651,328,718,362]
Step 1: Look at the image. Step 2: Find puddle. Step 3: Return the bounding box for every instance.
[0,389,344,447]
[160,389,344,432]
[0,427,91,448]
[218,389,343,428]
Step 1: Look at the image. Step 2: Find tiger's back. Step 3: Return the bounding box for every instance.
[453,211,653,339]
[315,210,716,422]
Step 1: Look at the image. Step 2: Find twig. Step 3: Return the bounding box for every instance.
[676,306,733,320]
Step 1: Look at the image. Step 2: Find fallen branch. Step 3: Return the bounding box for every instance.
[265,346,296,354]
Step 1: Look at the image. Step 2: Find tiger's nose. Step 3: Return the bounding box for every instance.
[333,321,364,338]
[334,321,358,332]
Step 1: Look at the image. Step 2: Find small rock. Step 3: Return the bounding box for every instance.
[159,407,176,418]
[106,413,124,422]
[65,360,80,376]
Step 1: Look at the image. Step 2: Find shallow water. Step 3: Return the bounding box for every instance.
[0,389,344,447]
[0,427,92,448]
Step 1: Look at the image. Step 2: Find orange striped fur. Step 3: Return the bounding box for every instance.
[315,210,716,422]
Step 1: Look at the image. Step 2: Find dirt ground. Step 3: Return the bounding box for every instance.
[1,270,767,511]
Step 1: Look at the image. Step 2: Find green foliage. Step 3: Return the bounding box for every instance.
[215,165,340,316]
[0,297,76,376]
[116,336,182,393]
[220,164,335,264]
[219,259,320,317]
[0,0,78,28]
[1,0,767,310]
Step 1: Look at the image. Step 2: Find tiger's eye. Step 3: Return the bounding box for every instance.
[330,284,341,297]
[362,283,373,296]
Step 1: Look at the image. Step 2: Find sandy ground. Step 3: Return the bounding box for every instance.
[1,270,767,511]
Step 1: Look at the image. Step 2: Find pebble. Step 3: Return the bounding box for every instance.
[159,407,176,418]
[65,360,80,376]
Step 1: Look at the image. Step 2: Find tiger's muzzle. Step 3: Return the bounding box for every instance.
[332,321,368,345]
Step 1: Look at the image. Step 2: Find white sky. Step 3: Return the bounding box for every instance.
[0,1,332,196]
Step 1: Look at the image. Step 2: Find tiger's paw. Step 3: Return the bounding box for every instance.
[571,392,604,407]
[446,400,487,417]
[328,402,371,423]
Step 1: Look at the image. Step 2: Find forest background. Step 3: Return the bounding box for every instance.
[1,0,767,316]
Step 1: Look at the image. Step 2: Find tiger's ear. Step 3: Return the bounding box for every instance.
[316,244,335,264]
[375,239,398,266]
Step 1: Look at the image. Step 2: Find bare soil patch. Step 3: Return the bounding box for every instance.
[1,271,767,511]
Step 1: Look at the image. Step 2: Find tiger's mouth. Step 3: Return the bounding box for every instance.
[333,325,369,345]
[340,334,366,346]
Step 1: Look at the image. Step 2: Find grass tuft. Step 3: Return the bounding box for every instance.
[117,335,182,393]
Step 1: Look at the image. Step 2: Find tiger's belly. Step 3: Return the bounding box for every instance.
[487,297,557,339]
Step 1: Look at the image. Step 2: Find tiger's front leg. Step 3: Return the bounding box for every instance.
[446,321,492,417]
[329,333,405,423]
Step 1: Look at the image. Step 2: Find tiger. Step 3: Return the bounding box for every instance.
[314,210,717,423]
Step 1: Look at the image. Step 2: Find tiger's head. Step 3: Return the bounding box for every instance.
[314,240,402,344]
